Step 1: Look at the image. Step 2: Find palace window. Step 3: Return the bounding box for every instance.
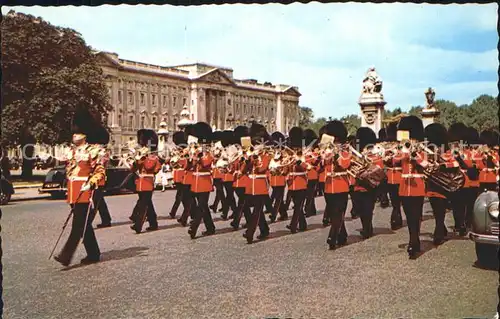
[152,117,157,129]
[128,92,134,104]
[163,95,167,106]
[118,114,122,127]
[128,115,133,129]
[173,96,177,106]
[228,99,231,106]
[152,94,156,106]
[140,116,145,129]
[182,97,187,106]
[118,91,122,104]
[140,93,145,105]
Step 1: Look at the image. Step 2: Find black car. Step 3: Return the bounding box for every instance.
[0,174,15,205]
[39,165,136,199]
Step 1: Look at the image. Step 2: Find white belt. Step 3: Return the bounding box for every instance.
[249,174,267,179]
[68,176,89,181]
[326,172,348,177]
[387,167,402,171]
[401,174,424,178]
[288,172,307,176]
[193,172,212,176]
[173,168,185,171]
[484,168,498,172]
[139,174,155,178]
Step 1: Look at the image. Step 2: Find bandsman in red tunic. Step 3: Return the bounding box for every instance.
[54,108,107,266]
[188,122,216,239]
[168,131,187,219]
[285,127,309,233]
[319,120,351,249]
[395,116,428,258]
[479,129,499,192]
[424,123,458,245]
[268,131,288,223]
[130,129,162,234]
[219,130,237,220]
[346,134,359,220]
[210,131,226,215]
[241,123,271,243]
[376,128,390,209]
[230,126,252,230]
[351,127,380,239]
[303,129,320,217]
[177,124,197,227]
[383,123,403,230]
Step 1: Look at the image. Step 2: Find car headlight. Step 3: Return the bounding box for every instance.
[488,202,499,219]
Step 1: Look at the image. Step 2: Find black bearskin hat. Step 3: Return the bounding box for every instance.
[221,130,234,147]
[137,129,159,151]
[192,122,212,144]
[271,131,285,146]
[71,107,98,137]
[378,128,387,143]
[448,123,467,143]
[288,126,303,148]
[424,123,448,151]
[386,122,398,142]
[355,127,377,151]
[233,125,249,145]
[397,115,424,141]
[347,134,356,146]
[87,125,110,145]
[249,122,269,144]
[480,129,497,147]
[211,131,224,143]
[320,120,347,143]
[303,129,318,148]
[172,131,187,146]
[465,126,480,146]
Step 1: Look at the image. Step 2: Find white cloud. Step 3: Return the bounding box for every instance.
[5,3,498,119]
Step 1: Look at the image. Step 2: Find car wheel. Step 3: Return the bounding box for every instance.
[0,193,11,205]
[475,243,499,270]
[50,191,66,200]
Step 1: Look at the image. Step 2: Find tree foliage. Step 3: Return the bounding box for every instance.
[1,10,112,147]
[299,106,314,128]
[1,10,112,177]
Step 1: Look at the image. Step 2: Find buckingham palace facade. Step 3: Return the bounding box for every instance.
[97,51,301,146]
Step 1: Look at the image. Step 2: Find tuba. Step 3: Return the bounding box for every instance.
[422,148,465,193]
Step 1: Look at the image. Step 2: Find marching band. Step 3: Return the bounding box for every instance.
[53,110,499,266]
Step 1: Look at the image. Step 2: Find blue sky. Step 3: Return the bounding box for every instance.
[4,3,498,119]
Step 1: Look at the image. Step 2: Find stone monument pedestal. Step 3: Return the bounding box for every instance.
[421,107,440,128]
[359,93,386,137]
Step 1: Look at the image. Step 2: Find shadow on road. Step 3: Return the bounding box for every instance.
[61,246,149,271]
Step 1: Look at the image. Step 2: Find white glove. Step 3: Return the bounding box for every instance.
[81,183,91,192]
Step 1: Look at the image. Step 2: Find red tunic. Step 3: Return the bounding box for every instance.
[479,150,499,184]
[134,154,162,192]
[426,152,459,198]
[306,153,319,181]
[324,151,351,194]
[191,154,214,193]
[245,154,270,196]
[397,151,427,197]
[286,161,308,191]
[232,161,249,189]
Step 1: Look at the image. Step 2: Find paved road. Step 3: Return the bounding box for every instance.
[2,191,498,319]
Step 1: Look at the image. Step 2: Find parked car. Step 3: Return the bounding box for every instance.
[39,165,136,199]
[0,174,15,205]
[469,190,499,269]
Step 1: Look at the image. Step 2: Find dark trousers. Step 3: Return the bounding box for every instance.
[245,195,270,240]
[211,179,225,210]
[289,190,307,233]
[351,190,376,238]
[179,185,193,224]
[318,182,325,197]
[133,191,158,230]
[93,188,111,224]
[58,202,100,264]
[349,188,358,218]
[377,179,390,206]
[325,193,349,244]
[401,196,424,250]
[189,192,215,233]
[387,183,402,226]
[270,186,286,220]
[305,180,318,216]
[429,197,447,242]
[169,182,184,217]
[232,188,251,228]
[264,194,273,214]
[284,190,292,211]
[222,181,237,216]
[463,187,479,228]
[481,182,498,192]
[450,190,466,230]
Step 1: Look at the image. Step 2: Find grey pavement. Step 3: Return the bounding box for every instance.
[2,190,498,319]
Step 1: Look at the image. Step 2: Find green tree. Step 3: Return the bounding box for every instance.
[308,117,327,134]
[299,106,314,128]
[1,11,112,177]
[408,106,423,118]
[340,114,361,136]
[464,95,499,131]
